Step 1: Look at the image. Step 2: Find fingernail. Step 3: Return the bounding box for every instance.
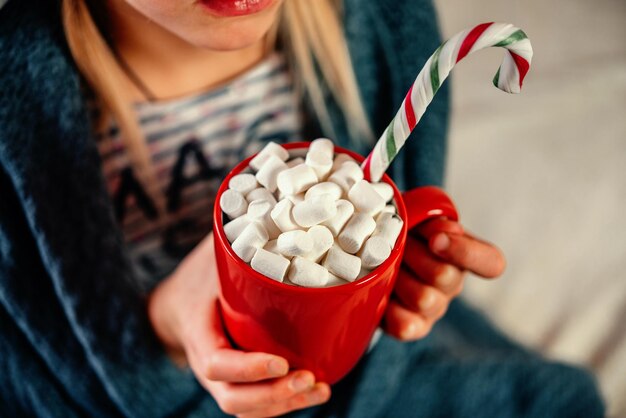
[268,358,288,376]
[401,321,419,340]
[436,265,457,288]
[290,372,314,392]
[308,385,329,404]
[418,290,437,311]
[431,233,450,253]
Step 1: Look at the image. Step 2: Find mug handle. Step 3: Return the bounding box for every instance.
[401,186,459,231]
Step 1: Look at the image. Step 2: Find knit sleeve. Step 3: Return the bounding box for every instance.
[0,2,202,416]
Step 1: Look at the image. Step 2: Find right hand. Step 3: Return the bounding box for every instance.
[148,233,331,417]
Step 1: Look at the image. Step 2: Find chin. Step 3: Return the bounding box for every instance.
[180,1,282,51]
[187,23,273,51]
[122,0,283,52]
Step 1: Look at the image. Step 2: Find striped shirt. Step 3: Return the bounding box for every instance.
[96,53,302,289]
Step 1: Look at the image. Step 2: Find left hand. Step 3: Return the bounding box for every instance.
[383,217,506,340]
[148,234,331,417]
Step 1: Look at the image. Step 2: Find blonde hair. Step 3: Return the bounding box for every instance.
[62,0,373,203]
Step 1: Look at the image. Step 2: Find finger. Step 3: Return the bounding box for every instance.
[403,235,464,293]
[413,217,464,239]
[205,349,290,383]
[212,370,317,415]
[429,232,506,278]
[238,383,331,418]
[383,300,432,341]
[394,268,450,320]
[183,299,289,383]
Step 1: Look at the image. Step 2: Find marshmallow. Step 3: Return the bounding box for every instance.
[247,199,273,219]
[304,182,343,201]
[251,248,290,282]
[288,256,329,288]
[231,222,268,262]
[338,213,376,254]
[264,239,293,260]
[331,153,356,172]
[223,216,251,243]
[286,157,305,168]
[276,164,318,196]
[263,239,280,255]
[292,194,337,228]
[220,189,248,219]
[328,161,364,194]
[326,272,349,287]
[348,180,386,216]
[304,225,334,263]
[246,187,277,206]
[358,267,372,279]
[247,199,281,239]
[321,199,354,236]
[371,182,394,203]
[379,204,397,216]
[228,173,258,195]
[277,230,313,257]
[255,154,288,192]
[322,244,361,282]
[270,199,299,232]
[308,138,334,160]
[278,192,304,205]
[223,140,400,289]
[359,236,392,269]
[249,142,289,172]
[305,150,333,180]
[373,212,404,249]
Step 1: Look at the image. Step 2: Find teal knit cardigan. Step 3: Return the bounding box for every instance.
[0,0,449,415]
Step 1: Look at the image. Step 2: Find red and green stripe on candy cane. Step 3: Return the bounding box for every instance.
[362,22,533,182]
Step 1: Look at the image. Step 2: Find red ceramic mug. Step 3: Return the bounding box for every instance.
[213,142,458,384]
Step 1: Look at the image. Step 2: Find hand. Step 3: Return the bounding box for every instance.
[384,218,506,340]
[148,233,331,417]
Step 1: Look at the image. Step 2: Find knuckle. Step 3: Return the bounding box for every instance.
[415,321,433,339]
[433,302,450,321]
[433,264,461,288]
[418,287,440,311]
[270,381,291,403]
[451,241,472,265]
[204,353,219,380]
[453,241,474,260]
[432,264,449,278]
[234,364,254,382]
[451,281,464,297]
[266,390,285,406]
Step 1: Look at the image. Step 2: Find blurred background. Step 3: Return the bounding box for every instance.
[434,0,625,415]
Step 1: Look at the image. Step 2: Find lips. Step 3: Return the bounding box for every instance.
[199,0,275,17]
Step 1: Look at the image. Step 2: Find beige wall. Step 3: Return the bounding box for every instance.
[433,0,626,415]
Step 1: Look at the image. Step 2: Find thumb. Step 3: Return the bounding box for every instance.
[182,298,289,384]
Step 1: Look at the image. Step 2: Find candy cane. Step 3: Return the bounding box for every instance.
[362,22,533,182]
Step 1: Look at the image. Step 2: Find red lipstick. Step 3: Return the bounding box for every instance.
[199,0,275,17]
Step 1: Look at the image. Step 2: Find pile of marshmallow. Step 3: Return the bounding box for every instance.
[219,139,403,288]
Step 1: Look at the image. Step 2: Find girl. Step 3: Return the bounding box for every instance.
[0,0,604,417]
